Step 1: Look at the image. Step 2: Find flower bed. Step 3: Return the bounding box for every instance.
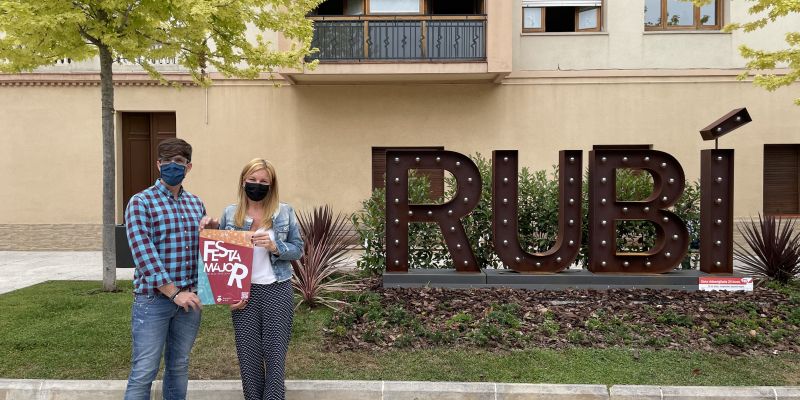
[327,280,800,356]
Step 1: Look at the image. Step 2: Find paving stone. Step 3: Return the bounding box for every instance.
[662,385,777,399]
[775,387,800,400]
[498,383,609,399]
[41,380,126,400]
[610,385,779,400]
[384,381,495,400]
[0,225,101,251]
[0,379,43,400]
[0,251,132,294]
[288,380,382,400]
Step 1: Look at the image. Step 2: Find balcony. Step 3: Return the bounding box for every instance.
[308,16,486,62]
[278,0,511,85]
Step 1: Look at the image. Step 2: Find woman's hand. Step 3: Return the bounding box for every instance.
[230,299,248,311]
[199,216,219,231]
[252,231,278,253]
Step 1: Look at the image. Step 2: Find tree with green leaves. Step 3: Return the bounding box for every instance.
[0,0,321,291]
[693,0,800,105]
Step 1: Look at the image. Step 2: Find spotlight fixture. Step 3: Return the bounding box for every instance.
[699,108,752,148]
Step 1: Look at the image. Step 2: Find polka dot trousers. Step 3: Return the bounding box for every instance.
[231,280,294,400]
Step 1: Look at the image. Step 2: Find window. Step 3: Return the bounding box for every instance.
[428,0,483,15]
[310,0,483,16]
[645,0,721,30]
[764,145,800,215]
[368,0,421,14]
[522,1,602,33]
[310,0,364,16]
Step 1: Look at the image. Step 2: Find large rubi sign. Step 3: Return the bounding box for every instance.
[198,229,253,305]
[385,149,734,275]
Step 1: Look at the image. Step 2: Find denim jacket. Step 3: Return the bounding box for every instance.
[218,202,304,282]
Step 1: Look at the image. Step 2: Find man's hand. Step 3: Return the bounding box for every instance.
[199,216,219,231]
[174,291,203,312]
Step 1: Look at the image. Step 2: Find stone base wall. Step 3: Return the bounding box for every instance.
[0,224,102,251]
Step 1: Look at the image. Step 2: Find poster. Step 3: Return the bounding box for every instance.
[198,229,253,305]
[698,277,754,292]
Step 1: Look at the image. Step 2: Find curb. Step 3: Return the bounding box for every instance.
[1,379,799,399]
[610,385,800,400]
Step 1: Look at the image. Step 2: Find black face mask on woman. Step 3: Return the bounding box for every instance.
[244,182,270,202]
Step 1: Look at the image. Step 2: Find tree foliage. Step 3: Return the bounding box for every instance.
[0,0,320,82]
[692,0,800,105]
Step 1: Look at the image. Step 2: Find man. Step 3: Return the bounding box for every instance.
[124,138,216,400]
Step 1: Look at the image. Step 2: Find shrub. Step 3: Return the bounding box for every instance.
[655,309,694,327]
[447,311,475,329]
[352,172,448,274]
[386,306,411,325]
[426,329,458,345]
[486,303,521,329]
[291,205,358,309]
[567,330,586,344]
[735,215,800,284]
[540,318,560,337]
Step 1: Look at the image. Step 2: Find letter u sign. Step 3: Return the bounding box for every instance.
[384,148,734,275]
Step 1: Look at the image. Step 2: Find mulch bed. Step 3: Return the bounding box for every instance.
[326,278,800,356]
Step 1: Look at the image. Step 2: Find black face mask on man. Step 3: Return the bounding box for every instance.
[244,182,270,202]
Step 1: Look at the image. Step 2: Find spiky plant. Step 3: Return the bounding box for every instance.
[292,205,359,309]
[734,215,800,284]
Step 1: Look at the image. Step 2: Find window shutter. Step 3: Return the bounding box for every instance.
[522,0,602,6]
[764,145,800,215]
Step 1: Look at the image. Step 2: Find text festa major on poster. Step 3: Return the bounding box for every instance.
[198,229,253,305]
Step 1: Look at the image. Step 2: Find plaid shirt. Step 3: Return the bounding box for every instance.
[125,179,207,295]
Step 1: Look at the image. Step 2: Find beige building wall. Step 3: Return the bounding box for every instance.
[513,0,800,71]
[0,86,102,224]
[1,77,798,229]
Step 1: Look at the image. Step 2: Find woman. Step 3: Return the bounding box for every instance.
[217,158,304,400]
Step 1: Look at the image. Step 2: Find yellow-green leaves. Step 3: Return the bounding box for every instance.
[691,0,800,105]
[0,0,322,83]
[0,1,90,72]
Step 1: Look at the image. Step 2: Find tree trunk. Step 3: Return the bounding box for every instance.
[99,44,117,292]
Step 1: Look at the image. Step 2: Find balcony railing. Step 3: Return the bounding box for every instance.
[40,56,186,73]
[308,16,486,62]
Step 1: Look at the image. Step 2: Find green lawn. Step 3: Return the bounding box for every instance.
[1,280,799,386]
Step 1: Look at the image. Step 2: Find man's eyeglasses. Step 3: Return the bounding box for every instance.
[160,156,190,166]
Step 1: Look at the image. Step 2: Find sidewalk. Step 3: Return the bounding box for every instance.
[1,379,800,399]
[0,251,133,294]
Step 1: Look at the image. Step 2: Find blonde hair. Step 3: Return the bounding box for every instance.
[234,158,280,230]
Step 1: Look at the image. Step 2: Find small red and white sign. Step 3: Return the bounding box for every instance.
[698,277,753,292]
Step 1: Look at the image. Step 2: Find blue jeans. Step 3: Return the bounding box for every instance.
[124,293,201,400]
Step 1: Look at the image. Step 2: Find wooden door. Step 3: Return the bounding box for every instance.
[122,112,177,209]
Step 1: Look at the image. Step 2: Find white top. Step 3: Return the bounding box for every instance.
[251,228,277,285]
